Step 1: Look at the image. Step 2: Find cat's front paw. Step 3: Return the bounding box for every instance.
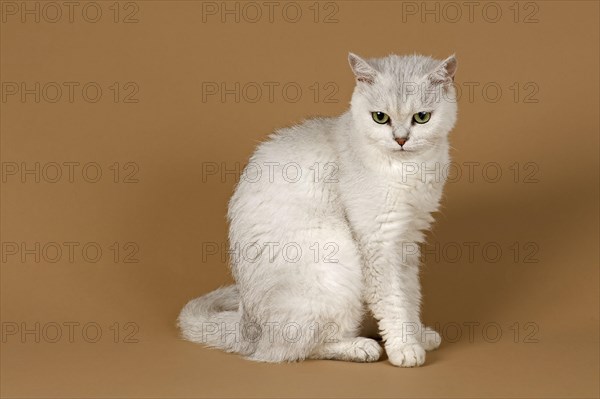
[421,326,441,351]
[386,343,426,367]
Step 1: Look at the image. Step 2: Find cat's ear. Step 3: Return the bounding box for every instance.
[428,54,458,85]
[348,52,377,84]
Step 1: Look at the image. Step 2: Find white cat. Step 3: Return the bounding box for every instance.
[179,52,458,367]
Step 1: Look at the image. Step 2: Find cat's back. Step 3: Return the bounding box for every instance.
[254,116,338,164]
[228,116,341,220]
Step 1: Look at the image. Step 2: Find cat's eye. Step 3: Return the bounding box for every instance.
[413,112,431,124]
[372,112,390,124]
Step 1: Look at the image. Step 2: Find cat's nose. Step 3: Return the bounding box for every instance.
[395,137,408,146]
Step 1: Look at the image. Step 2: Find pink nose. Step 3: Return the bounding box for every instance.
[395,137,407,146]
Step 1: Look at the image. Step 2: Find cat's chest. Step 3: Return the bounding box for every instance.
[340,169,443,238]
[351,171,442,208]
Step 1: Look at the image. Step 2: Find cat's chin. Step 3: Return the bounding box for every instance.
[391,140,439,156]
[390,146,421,155]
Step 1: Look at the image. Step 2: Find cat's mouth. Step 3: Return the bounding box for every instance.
[393,140,411,152]
[392,141,423,153]
[395,137,408,147]
[393,137,411,151]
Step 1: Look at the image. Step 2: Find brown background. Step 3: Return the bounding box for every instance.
[1,1,598,398]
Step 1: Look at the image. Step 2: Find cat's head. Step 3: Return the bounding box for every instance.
[348,53,457,156]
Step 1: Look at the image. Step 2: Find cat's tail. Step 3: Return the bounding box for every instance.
[177,285,242,352]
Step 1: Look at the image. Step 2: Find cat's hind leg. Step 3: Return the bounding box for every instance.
[309,337,383,363]
[421,326,442,351]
